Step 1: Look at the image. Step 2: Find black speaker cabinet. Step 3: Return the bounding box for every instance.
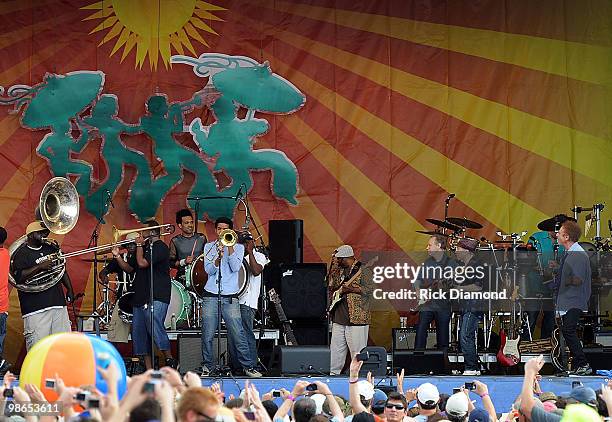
[392,328,437,350]
[177,334,228,374]
[268,345,331,375]
[280,263,327,320]
[584,346,612,370]
[392,350,449,375]
[269,220,303,264]
[359,346,387,377]
[291,320,329,346]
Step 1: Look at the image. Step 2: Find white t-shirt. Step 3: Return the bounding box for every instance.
[239,250,270,309]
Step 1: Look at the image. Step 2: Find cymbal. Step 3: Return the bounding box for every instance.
[446,217,483,229]
[537,214,577,231]
[416,230,449,237]
[425,218,461,231]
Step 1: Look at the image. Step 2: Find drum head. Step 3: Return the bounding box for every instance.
[117,292,134,323]
[165,279,192,329]
[237,260,250,298]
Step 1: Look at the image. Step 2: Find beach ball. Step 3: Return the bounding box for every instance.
[20,332,127,401]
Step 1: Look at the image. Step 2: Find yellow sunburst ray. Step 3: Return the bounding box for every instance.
[89,16,118,35]
[177,28,197,55]
[169,33,185,55]
[184,23,209,47]
[194,9,224,21]
[110,27,132,56]
[135,35,151,68]
[159,36,172,69]
[100,21,124,46]
[196,1,227,12]
[80,1,105,10]
[120,33,138,62]
[190,16,219,35]
[82,5,114,22]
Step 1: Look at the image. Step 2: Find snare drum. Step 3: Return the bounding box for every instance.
[117,291,135,324]
[164,279,192,329]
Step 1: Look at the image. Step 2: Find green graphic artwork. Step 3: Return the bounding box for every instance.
[173,54,305,205]
[1,54,305,222]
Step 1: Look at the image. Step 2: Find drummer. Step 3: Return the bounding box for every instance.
[169,208,207,286]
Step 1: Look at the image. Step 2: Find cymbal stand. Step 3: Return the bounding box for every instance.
[95,279,114,327]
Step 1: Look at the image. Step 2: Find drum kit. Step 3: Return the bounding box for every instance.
[417,196,611,362]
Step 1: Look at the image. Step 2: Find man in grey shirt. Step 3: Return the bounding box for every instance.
[553,220,592,375]
[169,208,206,284]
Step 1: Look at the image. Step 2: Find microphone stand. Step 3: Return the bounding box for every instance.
[211,245,231,376]
[88,192,113,330]
[148,239,155,369]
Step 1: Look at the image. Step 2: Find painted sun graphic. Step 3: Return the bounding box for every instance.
[82,0,225,69]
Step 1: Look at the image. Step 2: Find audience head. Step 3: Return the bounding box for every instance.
[371,389,388,415]
[262,400,279,420]
[357,380,374,410]
[445,393,469,422]
[417,383,440,411]
[567,386,598,409]
[384,391,408,422]
[293,398,317,422]
[130,398,161,422]
[177,387,220,422]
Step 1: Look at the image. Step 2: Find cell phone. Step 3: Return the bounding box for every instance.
[87,398,101,409]
[243,411,256,420]
[356,351,369,362]
[272,390,282,398]
[45,379,56,389]
[150,370,163,379]
[3,388,13,398]
[142,381,157,394]
[572,381,583,388]
[464,382,475,391]
[453,388,461,394]
[75,391,90,402]
[306,383,318,392]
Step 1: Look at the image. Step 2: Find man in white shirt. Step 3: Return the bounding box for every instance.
[228,232,269,371]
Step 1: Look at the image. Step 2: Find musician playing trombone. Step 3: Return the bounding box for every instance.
[11,221,74,350]
[328,244,372,375]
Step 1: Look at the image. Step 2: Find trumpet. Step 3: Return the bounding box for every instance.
[219,228,237,247]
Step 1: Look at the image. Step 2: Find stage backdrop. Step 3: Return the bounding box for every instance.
[1,1,611,362]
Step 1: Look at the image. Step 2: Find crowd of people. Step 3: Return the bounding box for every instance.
[0,354,610,422]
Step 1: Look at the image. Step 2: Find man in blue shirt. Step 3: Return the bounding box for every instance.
[200,217,261,377]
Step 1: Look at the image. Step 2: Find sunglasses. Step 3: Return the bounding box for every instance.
[385,404,405,410]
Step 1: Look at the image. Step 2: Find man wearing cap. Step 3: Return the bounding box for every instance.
[413,382,442,422]
[445,392,470,422]
[455,238,488,375]
[328,244,373,375]
[11,221,74,350]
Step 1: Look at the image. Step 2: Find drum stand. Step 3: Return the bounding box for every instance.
[94,280,114,327]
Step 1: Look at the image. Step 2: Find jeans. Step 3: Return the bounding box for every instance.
[460,312,481,370]
[523,310,555,340]
[132,301,171,356]
[201,296,253,369]
[0,313,6,357]
[561,308,588,368]
[415,310,451,350]
[227,305,258,370]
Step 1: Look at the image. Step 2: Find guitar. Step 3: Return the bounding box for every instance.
[497,286,521,366]
[268,288,298,346]
[328,257,378,313]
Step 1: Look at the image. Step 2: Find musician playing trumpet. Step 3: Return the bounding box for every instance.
[328,244,372,375]
[11,221,74,350]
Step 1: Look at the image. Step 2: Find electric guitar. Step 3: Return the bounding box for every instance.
[328,257,378,313]
[268,288,298,346]
[497,286,521,366]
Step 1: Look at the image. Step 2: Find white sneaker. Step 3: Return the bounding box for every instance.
[244,368,262,378]
[463,370,481,376]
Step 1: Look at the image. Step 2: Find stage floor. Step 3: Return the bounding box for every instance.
[200,375,608,412]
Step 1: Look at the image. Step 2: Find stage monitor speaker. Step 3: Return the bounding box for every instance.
[359,346,387,377]
[177,334,228,374]
[269,345,330,375]
[584,346,612,370]
[280,263,327,320]
[392,350,448,375]
[269,220,303,264]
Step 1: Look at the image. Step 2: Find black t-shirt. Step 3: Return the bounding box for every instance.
[102,254,137,296]
[11,242,66,316]
[132,240,171,306]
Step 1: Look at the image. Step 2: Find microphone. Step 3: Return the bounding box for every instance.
[105,189,115,208]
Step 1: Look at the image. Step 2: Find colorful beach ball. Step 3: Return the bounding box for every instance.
[20,332,128,401]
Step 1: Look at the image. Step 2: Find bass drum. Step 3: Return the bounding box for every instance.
[117,291,134,324]
[189,254,250,298]
[165,279,192,329]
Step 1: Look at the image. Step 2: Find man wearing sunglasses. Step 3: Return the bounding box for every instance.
[383,392,408,422]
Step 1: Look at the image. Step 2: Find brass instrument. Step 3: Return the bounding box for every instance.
[219,228,237,247]
[112,224,175,243]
